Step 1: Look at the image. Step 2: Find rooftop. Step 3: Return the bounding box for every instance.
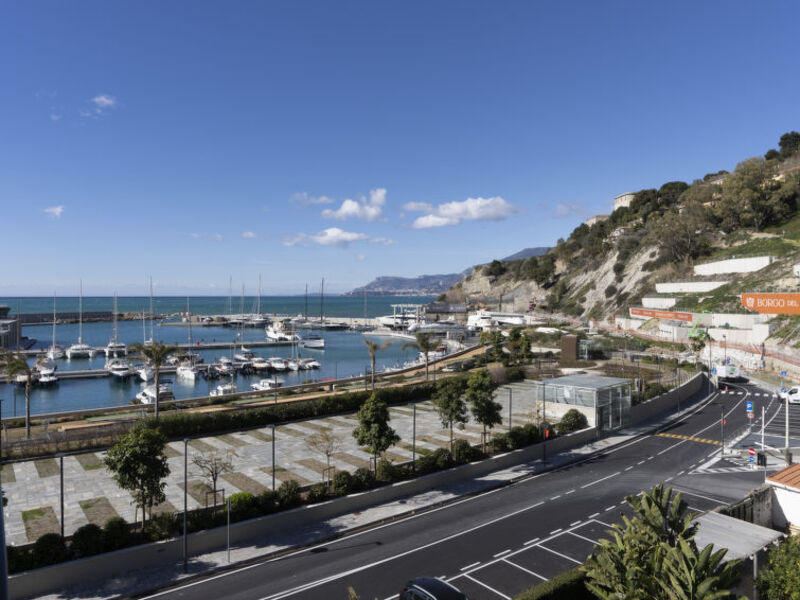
[541,374,632,389]
[693,511,782,560]
[767,462,800,491]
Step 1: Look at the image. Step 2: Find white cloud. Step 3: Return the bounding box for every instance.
[408,196,518,229]
[291,192,335,206]
[49,113,62,122]
[190,232,223,242]
[284,227,370,248]
[91,94,116,109]
[241,231,256,239]
[322,188,387,222]
[370,237,396,245]
[552,203,584,218]
[43,205,64,219]
[357,254,366,262]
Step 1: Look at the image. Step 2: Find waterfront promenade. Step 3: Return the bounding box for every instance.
[1,382,533,547]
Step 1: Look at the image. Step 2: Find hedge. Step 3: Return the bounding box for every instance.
[513,567,592,599]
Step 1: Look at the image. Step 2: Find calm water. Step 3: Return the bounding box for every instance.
[0,324,420,417]
[0,295,434,318]
[0,297,436,417]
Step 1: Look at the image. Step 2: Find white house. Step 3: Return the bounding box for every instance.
[768,462,800,535]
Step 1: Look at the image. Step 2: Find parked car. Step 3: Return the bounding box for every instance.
[779,386,800,404]
[399,577,468,600]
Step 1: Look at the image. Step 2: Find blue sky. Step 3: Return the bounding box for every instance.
[2,1,799,295]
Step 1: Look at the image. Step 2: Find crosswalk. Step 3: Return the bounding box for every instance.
[688,465,754,475]
[656,432,723,446]
[718,391,777,397]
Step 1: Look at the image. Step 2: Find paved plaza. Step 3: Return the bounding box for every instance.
[2,383,539,546]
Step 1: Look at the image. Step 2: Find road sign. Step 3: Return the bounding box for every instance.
[749,448,755,463]
[747,412,754,419]
[746,400,753,412]
[782,371,788,377]
[711,368,717,375]
[781,387,787,393]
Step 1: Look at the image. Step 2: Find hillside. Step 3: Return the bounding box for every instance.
[500,247,549,261]
[441,131,800,326]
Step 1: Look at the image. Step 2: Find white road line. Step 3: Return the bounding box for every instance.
[605,505,616,511]
[503,559,547,581]
[532,501,545,508]
[493,549,511,558]
[671,487,728,504]
[568,530,600,545]
[460,562,481,571]
[581,471,620,489]
[538,544,582,564]
[523,537,540,546]
[550,528,562,535]
[592,517,615,528]
[665,476,674,482]
[637,460,645,465]
[624,466,633,471]
[588,512,599,519]
[565,489,575,495]
[464,574,511,599]
[570,520,582,527]
[677,470,685,476]
[551,495,561,500]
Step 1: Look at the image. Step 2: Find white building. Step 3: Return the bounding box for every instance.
[613,192,636,211]
[584,214,608,227]
[768,463,800,535]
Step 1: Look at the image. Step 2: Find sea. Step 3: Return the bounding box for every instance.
[0,295,435,418]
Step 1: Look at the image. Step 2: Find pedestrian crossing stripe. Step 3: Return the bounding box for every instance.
[656,433,723,446]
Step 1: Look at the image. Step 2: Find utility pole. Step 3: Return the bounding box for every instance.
[508,388,513,431]
[59,454,64,538]
[785,394,792,465]
[412,404,417,473]
[183,438,188,574]
[271,425,276,490]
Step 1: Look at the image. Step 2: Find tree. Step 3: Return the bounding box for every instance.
[721,157,781,231]
[557,409,588,435]
[1,351,34,438]
[757,534,800,599]
[466,369,501,451]
[192,449,236,508]
[431,378,468,453]
[403,332,437,381]
[104,426,170,529]
[128,342,177,420]
[483,260,506,278]
[584,485,743,600]
[779,130,800,159]
[352,392,399,471]
[304,427,344,484]
[363,339,390,390]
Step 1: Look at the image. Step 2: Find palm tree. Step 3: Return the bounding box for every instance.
[364,339,390,390]
[403,332,437,381]
[128,342,177,420]
[1,351,34,438]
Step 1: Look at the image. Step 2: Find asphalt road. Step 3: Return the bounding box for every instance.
[142,382,774,600]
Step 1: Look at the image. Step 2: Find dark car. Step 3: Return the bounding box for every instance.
[399,577,469,600]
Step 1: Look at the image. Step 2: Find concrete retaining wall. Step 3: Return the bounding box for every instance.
[8,427,599,599]
[655,281,729,294]
[642,296,677,309]
[630,372,709,425]
[708,324,773,345]
[694,256,773,276]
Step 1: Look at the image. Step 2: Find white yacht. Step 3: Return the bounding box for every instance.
[268,357,287,371]
[107,358,134,379]
[299,357,321,370]
[299,334,325,349]
[377,309,420,329]
[218,356,236,375]
[136,384,174,404]
[37,373,58,386]
[105,293,127,357]
[34,356,58,377]
[251,356,270,371]
[407,318,466,335]
[286,358,300,371]
[137,364,155,382]
[66,280,97,359]
[266,322,300,342]
[250,378,283,392]
[46,293,65,360]
[176,364,199,381]
[210,381,237,396]
[233,347,255,362]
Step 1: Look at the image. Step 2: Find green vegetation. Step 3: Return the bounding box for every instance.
[513,567,592,599]
[556,409,588,435]
[352,392,400,470]
[431,378,469,452]
[127,342,178,420]
[756,533,800,599]
[466,369,503,450]
[709,236,795,260]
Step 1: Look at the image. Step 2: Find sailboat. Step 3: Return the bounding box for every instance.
[46,293,65,359]
[176,297,200,381]
[105,292,127,357]
[144,276,155,346]
[247,274,267,327]
[66,280,96,359]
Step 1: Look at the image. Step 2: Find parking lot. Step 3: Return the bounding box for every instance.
[441,490,724,599]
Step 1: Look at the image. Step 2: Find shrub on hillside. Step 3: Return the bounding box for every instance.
[505,366,525,382]
[71,523,105,558]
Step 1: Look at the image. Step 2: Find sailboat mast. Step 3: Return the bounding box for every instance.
[187,297,193,347]
[149,276,154,343]
[257,274,262,316]
[320,278,324,323]
[113,292,118,344]
[52,292,57,348]
[228,276,233,318]
[304,284,308,320]
[78,279,83,344]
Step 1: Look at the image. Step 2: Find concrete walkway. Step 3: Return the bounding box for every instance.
[3,382,534,547]
[34,385,716,600]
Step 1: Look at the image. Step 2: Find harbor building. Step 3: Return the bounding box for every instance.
[0,305,21,349]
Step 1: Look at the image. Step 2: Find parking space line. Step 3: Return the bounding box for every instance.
[493,549,511,558]
[460,562,480,571]
[503,558,547,581]
[537,544,582,564]
[464,574,511,599]
[605,505,616,511]
[637,460,645,465]
[588,512,599,519]
[581,472,620,489]
[550,528,562,535]
[570,520,582,527]
[568,530,599,545]
[565,489,575,495]
[523,537,540,546]
[592,517,615,528]
[624,466,633,471]
[671,487,728,504]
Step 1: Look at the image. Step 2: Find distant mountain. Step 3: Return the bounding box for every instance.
[348,272,468,296]
[500,247,550,262]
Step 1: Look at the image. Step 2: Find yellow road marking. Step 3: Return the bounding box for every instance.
[656,433,723,447]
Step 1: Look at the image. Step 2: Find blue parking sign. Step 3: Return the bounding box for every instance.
[749,454,755,463]
[782,387,788,393]
[746,400,753,412]
[782,371,788,377]
[711,368,717,375]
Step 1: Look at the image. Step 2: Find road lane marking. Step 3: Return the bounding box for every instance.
[570,520,582,527]
[523,537,540,546]
[592,517,615,528]
[581,472,620,489]
[503,559,547,580]
[551,495,561,500]
[460,562,480,571]
[493,549,511,558]
[605,505,616,511]
[624,466,633,471]
[464,574,511,599]
[569,530,599,544]
[565,489,575,494]
[588,512,599,519]
[538,544,582,564]
[671,487,728,504]
[550,528,562,535]
[637,460,645,465]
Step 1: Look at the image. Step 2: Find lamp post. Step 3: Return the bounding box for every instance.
[723,335,727,366]
[412,404,417,473]
[58,453,64,538]
[508,388,513,432]
[183,438,188,574]
[270,424,276,490]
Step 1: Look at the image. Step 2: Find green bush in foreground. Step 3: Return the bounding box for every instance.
[71,524,105,558]
[556,409,588,435]
[757,533,800,599]
[513,567,591,599]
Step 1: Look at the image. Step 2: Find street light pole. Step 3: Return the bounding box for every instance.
[271,424,276,490]
[508,388,513,431]
[412,404,417,473]
[183,438,188,574]
[785,395,792,465]
[59,454,64,538]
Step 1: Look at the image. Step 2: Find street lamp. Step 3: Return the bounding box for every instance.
[183,438,188,574]
[723,335,727,366]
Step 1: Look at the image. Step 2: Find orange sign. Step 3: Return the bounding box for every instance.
[630,307,693,322]
[741,293,800,314]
